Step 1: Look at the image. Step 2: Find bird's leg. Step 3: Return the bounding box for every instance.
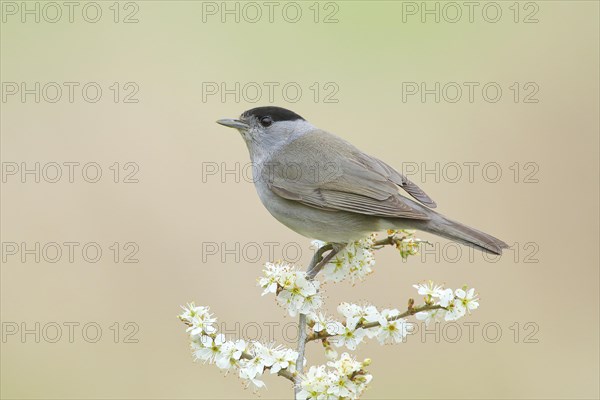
[306,242,346,280]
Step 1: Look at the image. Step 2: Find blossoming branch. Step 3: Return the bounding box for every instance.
[179,230,480,399]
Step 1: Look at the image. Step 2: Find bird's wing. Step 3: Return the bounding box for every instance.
[352,150,437,208]
[265,129,436,220]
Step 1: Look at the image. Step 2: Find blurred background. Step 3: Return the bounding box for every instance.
[1,1,598,399]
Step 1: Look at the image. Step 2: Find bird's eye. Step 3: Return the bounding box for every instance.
[259,116,272,127]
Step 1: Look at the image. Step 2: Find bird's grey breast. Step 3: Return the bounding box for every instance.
[250,130,344,236]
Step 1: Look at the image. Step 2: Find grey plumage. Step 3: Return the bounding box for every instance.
[217,107,508,255]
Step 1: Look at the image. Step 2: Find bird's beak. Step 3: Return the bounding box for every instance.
[216,118,249,130]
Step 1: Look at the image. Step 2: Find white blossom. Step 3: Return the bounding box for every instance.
[322,236,376,284]
[276,272,322,317]
[259,262,323,316]
[416,308,445,326]
[180,303,217,337]
[437,288,455,307]
[413,281,444,298]
[394,230,428,259]
[411,283,480,323]
[296,365,330,400]
[215,339,246,370]
[455,287,479,314]
[238,354,268,387]
[335,303,383,339]
[444,298,467,321]
[192,333,225,363]
[271,347,298,374]
[337,302,365,327]
[327,372,356,398]
[329,320,366,351]
[297,353,371,400]
[379,308,400,321]
[238,363,266,389]
[258,261,293,296]
[376,318,411,344]
[309,312,343,336]
[327,352,363,376]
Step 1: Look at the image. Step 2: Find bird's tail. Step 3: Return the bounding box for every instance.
[409,213,509,255]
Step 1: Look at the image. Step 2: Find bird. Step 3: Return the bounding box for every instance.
[217,106,508,255]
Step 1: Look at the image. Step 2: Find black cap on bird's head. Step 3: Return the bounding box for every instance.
[217,106,305,131]
[241,106,305,123]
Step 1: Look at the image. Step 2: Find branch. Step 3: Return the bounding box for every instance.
[239,351,296,382]
[179,301,447,389]
[179,320,297,382]
[305,303,446,342]
[179,242,346,395]
[295,243,345,398]
[372,231,420,249]
[294,313,307,397]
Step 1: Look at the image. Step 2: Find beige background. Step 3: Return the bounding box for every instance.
[1,1,598,399]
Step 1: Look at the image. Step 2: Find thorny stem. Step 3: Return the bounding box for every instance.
[295,243,345,399]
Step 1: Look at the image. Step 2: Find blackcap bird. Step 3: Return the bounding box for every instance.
[217,106,508,255]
